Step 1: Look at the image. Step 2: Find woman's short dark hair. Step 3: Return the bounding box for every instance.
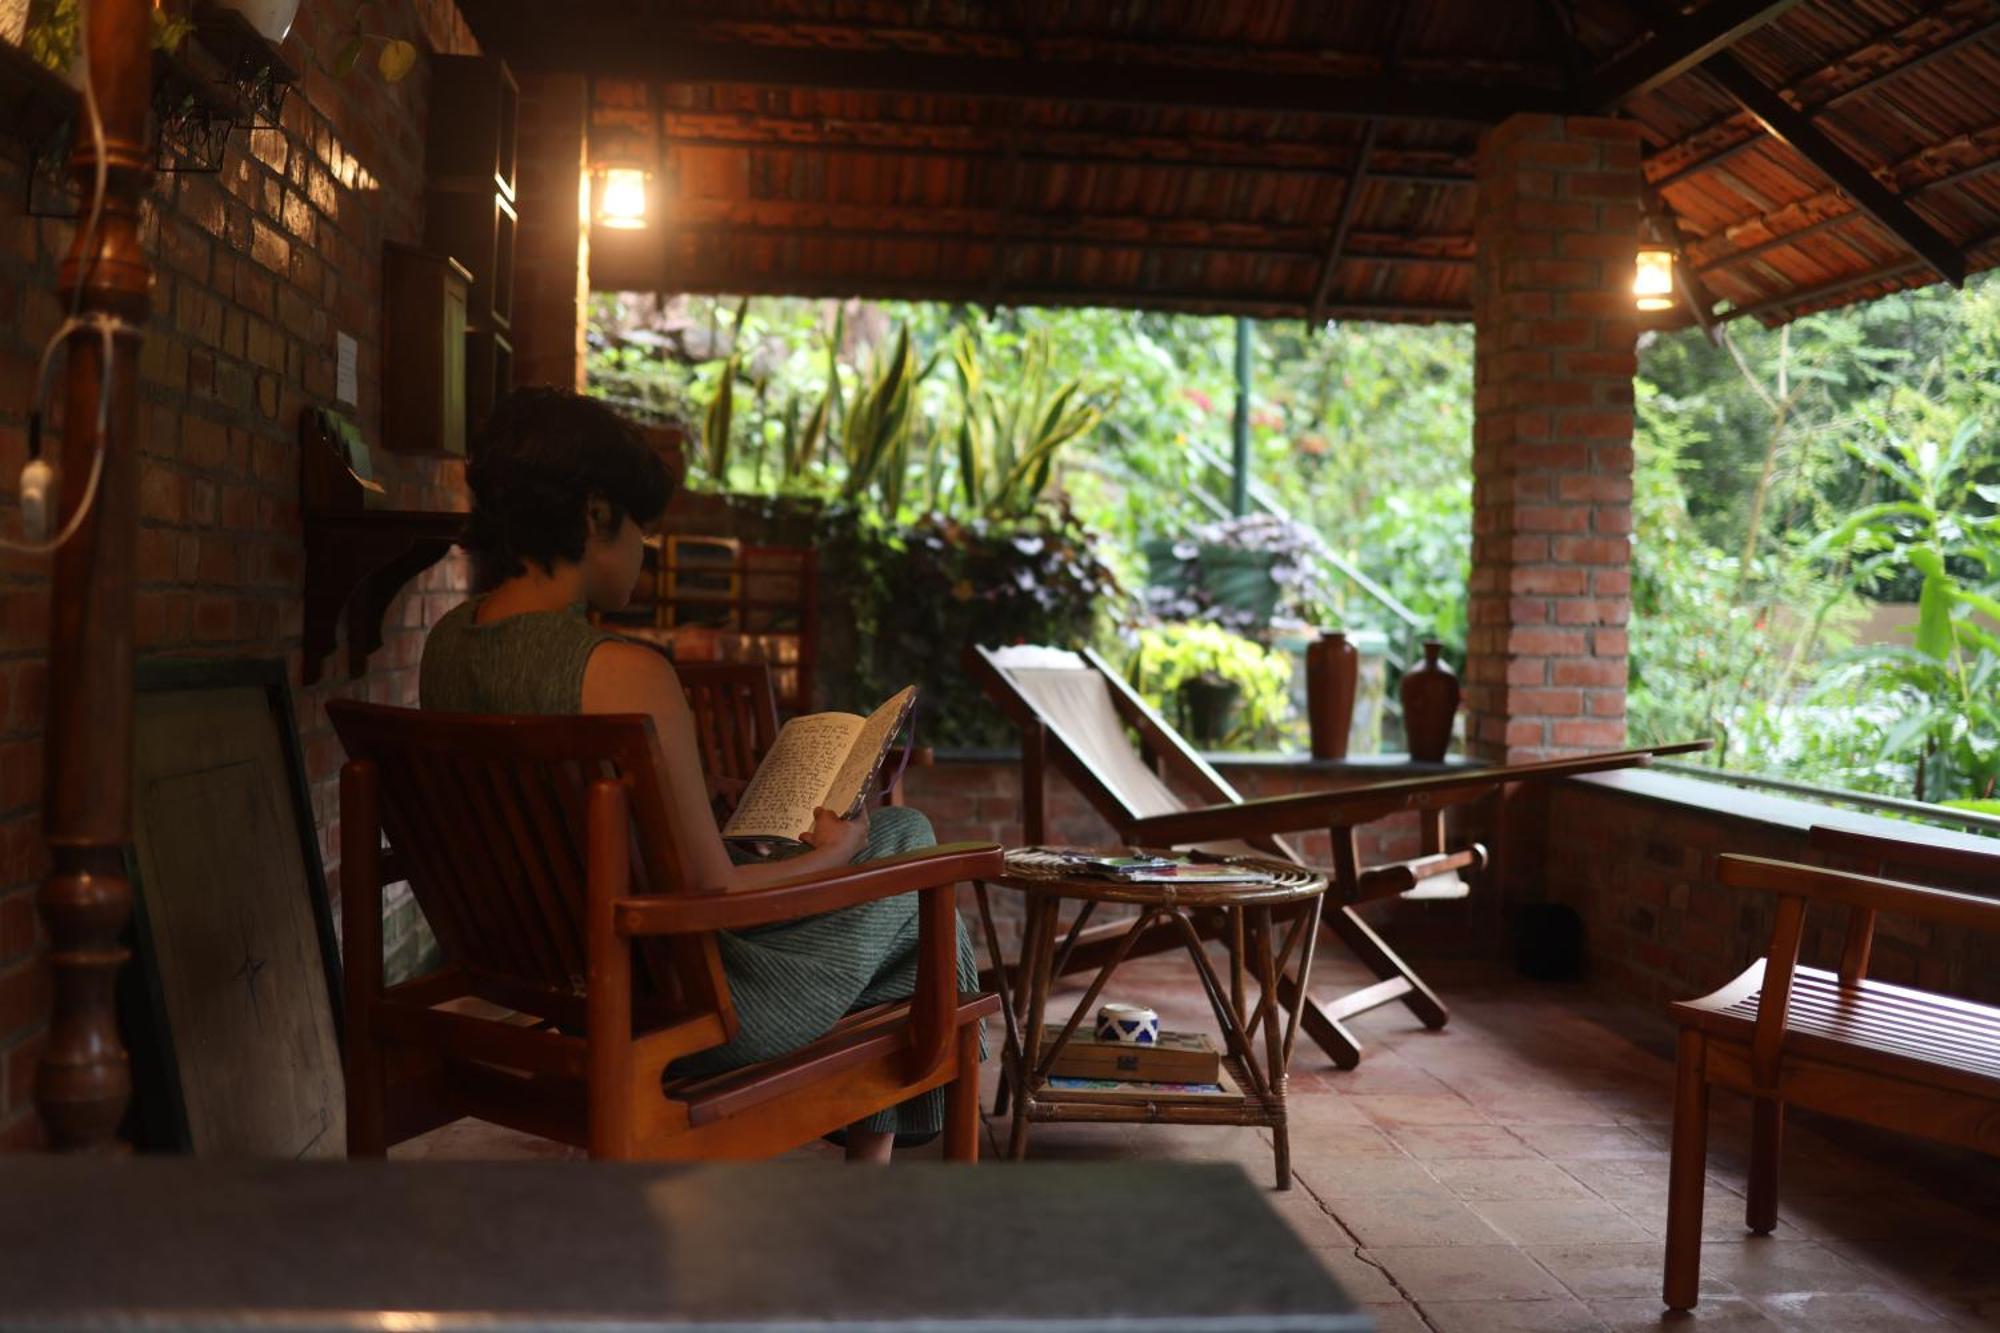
[464,388,672,578]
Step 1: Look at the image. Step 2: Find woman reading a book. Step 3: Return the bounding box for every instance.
[419,388,978,1163]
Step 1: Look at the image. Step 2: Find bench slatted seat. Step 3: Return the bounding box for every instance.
[1662,826,2000,1311]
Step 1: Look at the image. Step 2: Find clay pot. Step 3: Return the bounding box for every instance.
[1400,639,1460,762]
[1305,631,1359,759]
[1178,676,1242,747]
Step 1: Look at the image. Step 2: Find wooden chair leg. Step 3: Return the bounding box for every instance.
[1663,1029,1710,1312]
[944,1023,982,1163]
[1327,906,1449,1029]
[340,761,387,1159]
[1276,971,1365,1070]
[1746,1096,1783,1234]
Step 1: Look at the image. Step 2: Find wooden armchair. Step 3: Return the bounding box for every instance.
[1663,826,2000,1311]
[968,644,1704,1068]
[673,660,927,806]
[327,700,1001,1162]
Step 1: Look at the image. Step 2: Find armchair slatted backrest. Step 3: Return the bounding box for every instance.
[327,701,733,1034]
[673,661,781,787]
[967,644,1295,858]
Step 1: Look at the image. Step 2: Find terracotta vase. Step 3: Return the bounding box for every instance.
[1305,631,1359,760]
[1400,639,1459,762]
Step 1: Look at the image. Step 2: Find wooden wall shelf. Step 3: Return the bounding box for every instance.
[299,409,464,685]
[303,510,463,685]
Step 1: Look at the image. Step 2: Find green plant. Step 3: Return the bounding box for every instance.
[840,324,930,504]
[1125,621,1301,752]
[947,326,1103,522]
[326,2,418,82]
[831,503,1123,748]
[25,0,194,73]
[1808,419,2000,803]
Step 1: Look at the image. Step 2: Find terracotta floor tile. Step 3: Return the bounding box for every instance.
[1696,1239,1887,1296]
[1587,1295,1783,1330]
[1385,1122,1536,1159]
[1329,1193,1508,1248]
[1359,1302,1431,1332]
[1511,1123,1668,1160]
[1294,1156,1452,1200]
[1424,1295,1611,1332]
[1303,1246,1404,1304]
[1350,1093,1490,1127]
[1288,1123,1409,1160]
[1822,1236,2000,1298]
[1428,1157,1597,1201]
[1557,1156,1744,1205]
[1470,1197,1654,1246]
[1528,1242,1723,1301]
[1366,1244,1570,1301]
[1751,1290,1957,1330]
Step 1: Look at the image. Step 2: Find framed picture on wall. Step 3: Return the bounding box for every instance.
[123,657,345,1157]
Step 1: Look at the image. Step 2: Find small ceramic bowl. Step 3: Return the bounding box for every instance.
[1095,1003,1160,1045]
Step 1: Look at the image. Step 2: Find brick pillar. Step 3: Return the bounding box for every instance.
[1467,115,1639,763]
[512,72,589,391]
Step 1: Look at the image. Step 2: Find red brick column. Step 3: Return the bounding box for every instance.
[511,73,589,392]
[1467,115,1640,763]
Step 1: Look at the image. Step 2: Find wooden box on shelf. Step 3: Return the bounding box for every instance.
[423,53,517,438]
[426,54,517,199]
[380,243,470,456]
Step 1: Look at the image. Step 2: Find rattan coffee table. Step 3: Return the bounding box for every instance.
[973,847,1329,1189]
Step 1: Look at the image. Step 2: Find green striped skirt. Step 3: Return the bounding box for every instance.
[672,806,982,1137]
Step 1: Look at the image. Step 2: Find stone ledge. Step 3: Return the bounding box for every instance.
[1568,768,2000,866]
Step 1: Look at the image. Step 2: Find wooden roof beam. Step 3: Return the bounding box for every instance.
[1699,52,1966,287]
[1583,0,1803,108]
[466,24,1571,122]
[1644,12,2000,195]
[1309,120,1380,328]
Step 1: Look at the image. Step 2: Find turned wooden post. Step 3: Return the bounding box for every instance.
[34,0,154,1152]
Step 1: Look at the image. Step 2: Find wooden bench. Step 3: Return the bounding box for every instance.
[1662,825,2000,1311]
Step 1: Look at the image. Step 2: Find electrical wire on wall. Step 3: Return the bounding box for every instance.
[3,0,135,556]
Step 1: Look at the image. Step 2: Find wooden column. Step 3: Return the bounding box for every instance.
[34,0,153,1152]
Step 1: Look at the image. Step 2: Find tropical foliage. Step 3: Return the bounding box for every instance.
[588,278,2000,804]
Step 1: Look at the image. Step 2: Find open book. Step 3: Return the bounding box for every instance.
[721,686,918,845]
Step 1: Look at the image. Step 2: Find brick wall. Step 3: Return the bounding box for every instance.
[1544,774,2000,1010]
[1467,114,1639,763]
[0,0,481,1149]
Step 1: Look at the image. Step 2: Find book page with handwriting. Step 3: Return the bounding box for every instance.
[722,711,864,841]
[824,686,917,816]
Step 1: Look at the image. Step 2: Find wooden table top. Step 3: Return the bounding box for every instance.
[988,847,1329,907]
[0,1159,1367,1332]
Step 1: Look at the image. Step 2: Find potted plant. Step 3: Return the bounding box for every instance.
[1127,621,1300,751]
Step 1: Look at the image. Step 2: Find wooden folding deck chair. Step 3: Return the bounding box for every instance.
[328,700,1000,1161]
[969,644,1704,1068]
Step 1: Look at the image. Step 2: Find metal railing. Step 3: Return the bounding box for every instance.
[1652,760,2000,838]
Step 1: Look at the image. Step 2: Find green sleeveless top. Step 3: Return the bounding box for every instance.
[419,598,620,715]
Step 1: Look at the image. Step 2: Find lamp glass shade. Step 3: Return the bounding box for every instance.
[596,168,651,230]
[1635,247,1675,312]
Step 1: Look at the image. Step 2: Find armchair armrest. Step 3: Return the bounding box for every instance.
[1125,742,1709,847]
[615,842,1004,937]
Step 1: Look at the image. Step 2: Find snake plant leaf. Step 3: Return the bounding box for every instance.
[703,355,738,484]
